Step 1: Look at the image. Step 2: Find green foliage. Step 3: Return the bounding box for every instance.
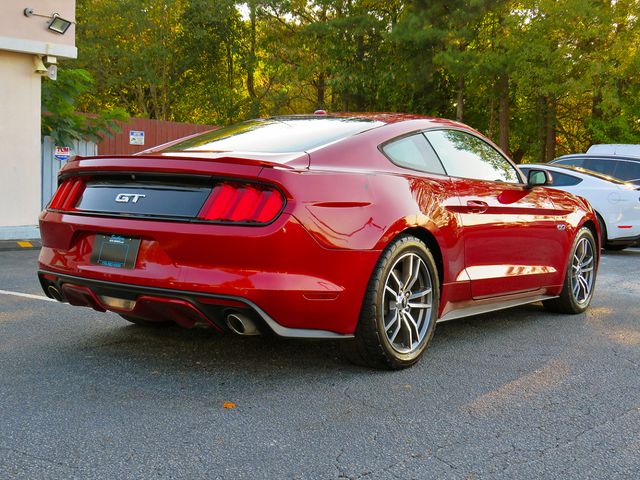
[41,68,128,147]
[69,0,640,162]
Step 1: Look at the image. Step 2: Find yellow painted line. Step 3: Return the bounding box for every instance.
[0,289,57,302]
[16,241,33,248]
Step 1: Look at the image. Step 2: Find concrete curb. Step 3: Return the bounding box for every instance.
[0,239,42,251]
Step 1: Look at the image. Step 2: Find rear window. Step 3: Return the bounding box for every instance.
[613,161,640,181]
[160,117,384,154]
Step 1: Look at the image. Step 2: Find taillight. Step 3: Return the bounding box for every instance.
[198,182,285,224]
[48,177,85,211]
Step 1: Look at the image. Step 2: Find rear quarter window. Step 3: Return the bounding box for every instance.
[381,134,446,175]
[549,171,583,186]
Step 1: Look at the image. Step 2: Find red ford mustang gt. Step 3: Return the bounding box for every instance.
[38,114,600,369]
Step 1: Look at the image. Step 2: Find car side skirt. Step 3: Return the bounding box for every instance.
[438,292,558,323]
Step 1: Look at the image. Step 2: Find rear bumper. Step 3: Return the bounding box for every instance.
[38,271,353,338]
[38,210,379,336]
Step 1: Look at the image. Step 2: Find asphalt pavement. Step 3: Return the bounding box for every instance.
[0,248,639,479]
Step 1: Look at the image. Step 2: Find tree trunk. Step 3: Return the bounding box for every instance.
[511,148,524,164]
[316,72,325,110]
[590,90,602,146]
[227,43,233,90]
[136,84,148,118]
[247,3,257,99]
[498,74,509,154]
[537,96,547,163]
[488,95,496,140]
[342,90,350,112]
[353,35,365,111]
[456,75,464,122]
[545,99,556,162]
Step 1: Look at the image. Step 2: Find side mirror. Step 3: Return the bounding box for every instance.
[526,169,553,188]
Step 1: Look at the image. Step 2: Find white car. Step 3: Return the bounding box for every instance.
[520,164,640,251]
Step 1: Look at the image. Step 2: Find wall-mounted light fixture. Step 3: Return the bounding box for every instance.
[47,14,72,35]
[23,8,73,35]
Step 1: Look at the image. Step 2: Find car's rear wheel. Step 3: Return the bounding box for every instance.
[543,226,597,314]
[341,235,439,369]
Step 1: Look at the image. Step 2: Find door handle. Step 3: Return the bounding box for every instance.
[466,200,489,213]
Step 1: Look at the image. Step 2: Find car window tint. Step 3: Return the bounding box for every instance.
[549,171,582,186]
[579,158,617,176]
[161,117,384,154]
[382,134,446,174]
[554,158,584,167]
[424,130,519,183]
[613,161,640,181]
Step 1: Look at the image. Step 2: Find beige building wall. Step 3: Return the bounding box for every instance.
[0,51,43,236]
[0,1,76,239]
[0,1,76,58]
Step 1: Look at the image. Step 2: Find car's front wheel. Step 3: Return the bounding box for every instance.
[341,235,439,369]
[543,226,598,314]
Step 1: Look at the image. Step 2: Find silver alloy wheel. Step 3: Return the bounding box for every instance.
[571,237,595,304]
[382,252,434,354]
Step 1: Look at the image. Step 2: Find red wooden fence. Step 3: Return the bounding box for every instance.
[97,117,217,155]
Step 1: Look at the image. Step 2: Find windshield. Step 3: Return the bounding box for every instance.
[160,117,384,154]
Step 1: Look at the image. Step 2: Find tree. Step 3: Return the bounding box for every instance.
[41,69,128,147]
[67,0,640,162]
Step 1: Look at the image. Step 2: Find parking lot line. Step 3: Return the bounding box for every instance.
[0,289,57,302]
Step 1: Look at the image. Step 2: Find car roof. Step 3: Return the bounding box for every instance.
[586,144,640,156]
[153,113,473,157]
[269,113,471,130]
[552,154,640,163]
[522,163,630,185]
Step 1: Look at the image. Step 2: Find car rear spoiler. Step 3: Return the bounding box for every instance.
[57,152,310,179]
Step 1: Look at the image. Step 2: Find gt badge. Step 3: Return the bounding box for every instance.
[115,193,146,204]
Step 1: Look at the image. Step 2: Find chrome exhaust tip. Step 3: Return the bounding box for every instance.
[225,312,260,336]
[47,285,63,302]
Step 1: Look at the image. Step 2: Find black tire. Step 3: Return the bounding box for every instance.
[543,226,597,314]
[119,314,173,327]
[341,235,440,369]
[604,244,627,252]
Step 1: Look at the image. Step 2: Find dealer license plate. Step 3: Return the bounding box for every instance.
[90,234,141,269]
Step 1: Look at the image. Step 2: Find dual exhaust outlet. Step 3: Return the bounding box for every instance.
[47,285,64,302]
[225,312,260,336]
[47,284,259,336]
